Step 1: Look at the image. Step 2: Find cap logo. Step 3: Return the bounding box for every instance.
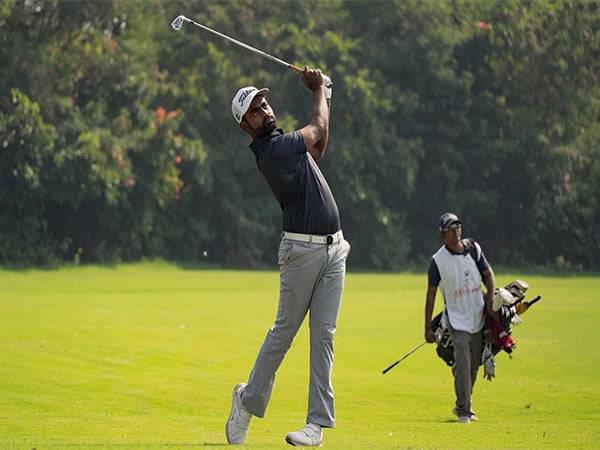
[238,88,254,105]
[438,212,461,231]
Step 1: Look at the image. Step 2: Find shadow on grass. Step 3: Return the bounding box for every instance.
[44,443,229,448]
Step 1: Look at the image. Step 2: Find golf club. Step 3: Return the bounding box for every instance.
[509,294,542,308]
[382,341,427,374]
[171,15,331,85]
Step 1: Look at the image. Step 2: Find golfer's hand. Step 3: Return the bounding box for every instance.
[425,328,436,343]
[301,66,324,92]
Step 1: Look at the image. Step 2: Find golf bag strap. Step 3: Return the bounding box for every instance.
[462,238,480,263]
[463,238,485,283]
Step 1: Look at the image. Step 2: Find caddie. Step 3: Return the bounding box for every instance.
[424,212,496,423]
[225,67,351,446]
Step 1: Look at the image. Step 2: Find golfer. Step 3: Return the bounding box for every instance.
[225,67,350,446]
[424,213,496,423]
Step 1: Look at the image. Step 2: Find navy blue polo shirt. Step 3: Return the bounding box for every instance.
[249,129,340,235]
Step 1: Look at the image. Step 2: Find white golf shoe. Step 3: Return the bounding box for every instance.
[225,383,252,444]
[452,406,478,422]
[458,415,471,424]
[285,423,323,446]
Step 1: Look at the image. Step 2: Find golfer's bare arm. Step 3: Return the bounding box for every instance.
[298,69,329,161]
[424,286,437,343]
[308,100,330,161]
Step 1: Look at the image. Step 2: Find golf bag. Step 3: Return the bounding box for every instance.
[431,279,541,381]
[431,311,454,367]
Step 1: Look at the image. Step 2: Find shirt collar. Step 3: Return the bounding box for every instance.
[444,243,467,255]
[249,128,284,154]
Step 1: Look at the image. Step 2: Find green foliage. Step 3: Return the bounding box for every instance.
[1,0,599,269]
[0,89,59,263]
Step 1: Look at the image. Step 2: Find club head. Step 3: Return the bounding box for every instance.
[171,15,186,31]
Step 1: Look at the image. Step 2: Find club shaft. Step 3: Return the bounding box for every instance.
[510,294,541,308]
[382,341,426,374]
[182,16,302,73]
[381,360,401,374]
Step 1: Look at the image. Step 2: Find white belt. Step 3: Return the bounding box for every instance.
[282,230,343,245]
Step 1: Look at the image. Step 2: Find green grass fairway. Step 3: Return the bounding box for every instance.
[1,262,599,448]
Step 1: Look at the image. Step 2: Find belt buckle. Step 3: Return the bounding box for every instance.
[326,235,333,245]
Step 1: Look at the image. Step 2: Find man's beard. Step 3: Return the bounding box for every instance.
[255,121,276,137]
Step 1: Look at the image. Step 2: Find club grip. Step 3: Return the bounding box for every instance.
[290,66,333,87]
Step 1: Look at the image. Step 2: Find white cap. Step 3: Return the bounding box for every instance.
[231,86,269,123]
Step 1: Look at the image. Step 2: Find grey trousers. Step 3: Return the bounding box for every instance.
[449,325,483,417]
[241,233,350,428]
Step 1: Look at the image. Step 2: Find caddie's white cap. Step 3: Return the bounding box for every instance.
[231,86,269,123]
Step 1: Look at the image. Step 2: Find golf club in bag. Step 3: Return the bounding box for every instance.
[171,15,332,87]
